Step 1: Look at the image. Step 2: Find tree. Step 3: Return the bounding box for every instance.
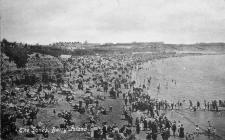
[1,40,28,68]
[1,38,9,46]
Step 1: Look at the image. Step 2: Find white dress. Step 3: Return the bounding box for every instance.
[140,121,144,131]
[90,127,94,138]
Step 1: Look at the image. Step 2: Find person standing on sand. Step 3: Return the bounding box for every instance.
[136,122,140,134]
[102,123,108,139]
[178,124,185,138]
[207,102,210,111]
[204,100,207,111]
[144,118,148,131]
[197,101,200,110]
[172,120,177,137]
[177,121,181,130]
[135,117,140,134]
[189,100,193,109]
[151,121,158,140]
[125,97,128,106]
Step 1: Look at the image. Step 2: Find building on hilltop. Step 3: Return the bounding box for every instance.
[50,42,84,50]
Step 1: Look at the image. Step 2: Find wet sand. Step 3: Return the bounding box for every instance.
[132,54,225,140]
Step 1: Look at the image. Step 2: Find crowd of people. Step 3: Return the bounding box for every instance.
[1,53,223,140]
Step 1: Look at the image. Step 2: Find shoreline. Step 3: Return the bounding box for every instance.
[130,53,225,139]
[2,52,225,140]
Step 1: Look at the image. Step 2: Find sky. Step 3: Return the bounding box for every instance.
[1,0,225,44]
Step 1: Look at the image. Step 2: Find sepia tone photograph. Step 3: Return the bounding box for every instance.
[1,0,225,140]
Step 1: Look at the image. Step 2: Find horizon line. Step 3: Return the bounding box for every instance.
[2,38,225,46]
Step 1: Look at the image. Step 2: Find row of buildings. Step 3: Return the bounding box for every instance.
[49,42,84,50]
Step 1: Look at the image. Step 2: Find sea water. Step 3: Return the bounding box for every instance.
[134,54,225,103]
